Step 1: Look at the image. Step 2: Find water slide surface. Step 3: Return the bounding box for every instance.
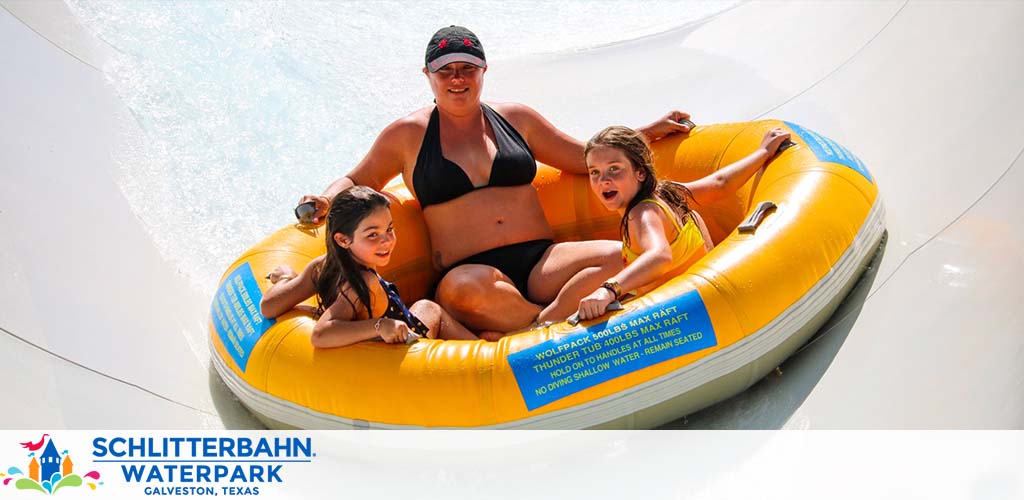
[1,0,1021,429]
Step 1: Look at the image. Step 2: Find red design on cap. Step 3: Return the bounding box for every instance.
[463,38,473,46]
[438,39,448,48]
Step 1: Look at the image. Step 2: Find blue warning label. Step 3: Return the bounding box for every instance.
[508,290,717,411]
[784,121,873,183]
[211,262,275,372]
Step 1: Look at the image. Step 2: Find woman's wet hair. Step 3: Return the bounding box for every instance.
[315,186,391,317]
[584,126,695,247]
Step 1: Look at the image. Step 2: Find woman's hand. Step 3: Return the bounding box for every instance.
[378,319,411,344]
[577,286,617,321]
[638,110,694,143]
[760,127,792,158]
[297,194,331,224]
[266,265,297,284]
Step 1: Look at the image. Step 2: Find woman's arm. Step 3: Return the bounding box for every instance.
[259,256,324,318]
[500,102,588,175]
[636,110,695,143]
[683,127,791,206]
[496,104,697,176]
[297,116,420,223]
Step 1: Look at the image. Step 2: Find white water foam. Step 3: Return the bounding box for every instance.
[64,0,739,294]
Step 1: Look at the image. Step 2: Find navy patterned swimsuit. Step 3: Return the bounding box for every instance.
[373,270,429,337]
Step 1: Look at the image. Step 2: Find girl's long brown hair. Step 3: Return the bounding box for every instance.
[584,126,696,246]
[315,186,390,317]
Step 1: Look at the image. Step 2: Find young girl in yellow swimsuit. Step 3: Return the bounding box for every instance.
[575,125,790,321]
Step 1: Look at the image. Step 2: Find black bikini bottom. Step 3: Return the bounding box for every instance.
[441,239,554,300]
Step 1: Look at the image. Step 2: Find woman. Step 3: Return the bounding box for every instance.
[300,26,699,332]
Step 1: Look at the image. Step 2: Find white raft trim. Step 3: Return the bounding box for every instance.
[212,197,886,429]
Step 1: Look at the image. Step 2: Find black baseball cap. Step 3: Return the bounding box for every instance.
[425,26,487,73]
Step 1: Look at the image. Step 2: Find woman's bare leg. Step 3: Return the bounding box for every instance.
[435,264,543,332]
[528,240,623,323]
[434,241,620,331]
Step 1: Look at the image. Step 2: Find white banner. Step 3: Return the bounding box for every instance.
[0,431,1020,499]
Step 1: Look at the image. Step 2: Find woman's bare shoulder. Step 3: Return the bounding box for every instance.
[488,101,535,120]
[489,101,549,136]
[373,106,433,146]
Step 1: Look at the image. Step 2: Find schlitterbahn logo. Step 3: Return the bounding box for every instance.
[1,433,103,495]
[92,436,313,496]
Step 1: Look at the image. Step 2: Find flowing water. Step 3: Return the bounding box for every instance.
[65,0,739,293]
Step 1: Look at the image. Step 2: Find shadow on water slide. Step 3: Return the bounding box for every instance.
[665,234,888,429]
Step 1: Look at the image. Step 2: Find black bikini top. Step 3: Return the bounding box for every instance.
[412,104,536,209]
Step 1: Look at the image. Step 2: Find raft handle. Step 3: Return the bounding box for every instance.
[294,201,317,224]
[738,201,777,234]
[775,139,796,156]
[675,118,696,131]
[567,300,623,327]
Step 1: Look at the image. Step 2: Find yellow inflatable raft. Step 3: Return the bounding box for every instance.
[209,119,884,429]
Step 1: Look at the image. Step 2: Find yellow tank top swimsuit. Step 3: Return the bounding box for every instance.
[622,198,707,274]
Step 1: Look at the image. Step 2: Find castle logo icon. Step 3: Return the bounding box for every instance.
[2,434,102,495]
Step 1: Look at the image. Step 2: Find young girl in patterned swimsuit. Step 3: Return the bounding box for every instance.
[260,186,485,347]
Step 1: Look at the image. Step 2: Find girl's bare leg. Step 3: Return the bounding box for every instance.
[410,299,482,340]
